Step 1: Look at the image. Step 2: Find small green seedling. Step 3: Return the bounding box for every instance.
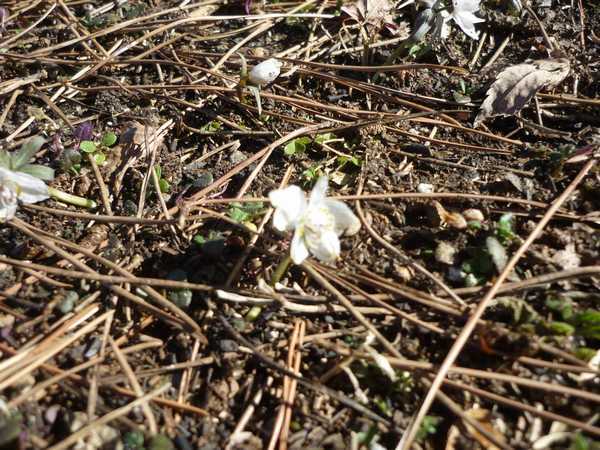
[200,120,222,133]
[284,136,312,156]
[152,165,170,193]
[416,416,441,442]
[227,201,264,223]
[79,131,118,165]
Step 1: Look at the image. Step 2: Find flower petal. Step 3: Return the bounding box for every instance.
[308,176,329,208]
[0,166,49,204]
[453,11,484,40]
[14,172,49,203]
[0,203,17,221]
[0,185,17,221]
[453,0,481,13]
[323,199,361,236]
[269,185,307,231]
[306,229,340,263]
[290,230,310,264]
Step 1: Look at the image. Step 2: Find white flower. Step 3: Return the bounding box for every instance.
[248,58,282,86]
[269,176,360,264]
[0,185,17,221]
[450,0,485,40]
[0,166,49,221]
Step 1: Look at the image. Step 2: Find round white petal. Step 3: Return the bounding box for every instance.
[323,199,361,236]
[269,185,307,231]
[306,229,340,263]
[290,230,310,264]
[308,175,329,208]
[248,58,282,86]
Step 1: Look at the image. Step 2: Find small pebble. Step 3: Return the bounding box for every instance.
[229,150,247,164]
[193,172,213,188]
[417,183,434,193]
[435,241,456,265]
[219,339,238,352]
[58,291,79,314]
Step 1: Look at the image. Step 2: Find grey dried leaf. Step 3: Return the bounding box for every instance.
[475,58,570,126]
[342,0,397,33]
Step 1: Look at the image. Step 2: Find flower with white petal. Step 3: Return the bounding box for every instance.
[0,166,49,221]
[248,58,282,86]
[0,185,17,221]
[269,176,360,264]
[450,0,485,40]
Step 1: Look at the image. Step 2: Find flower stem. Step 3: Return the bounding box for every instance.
[48,187,97,209]
[236,52,248,103]
[271,254,292,287]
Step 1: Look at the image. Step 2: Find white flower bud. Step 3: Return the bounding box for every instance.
[248,58,282,86]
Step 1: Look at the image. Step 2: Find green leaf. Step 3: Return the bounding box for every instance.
[123,430,145,450]
[569,433,594,450]
[0,150,10,168]
[148,434,174,450]
[496,213,515,242]
[18,164,55,181]
[574,347,597,362]
[573,310,600,326]
[416,416,440,442]
[408,44,422,58]
[227,202,264,223]
[302,165,321,182]
[153,165,162,179]
[547,321,575,336]
[11,136,45,169]
[545,297,574,320]
[193,234,206,246]
[572,310,600,339]
[229,206,250,223]
[94,152,106,165]
[284,136,311,156]
[158,178,170,193]
[314,132,336,144]
[101,131,117,147]
[336,155,361,168]
[200,120,222,133]
[79,140,97,153]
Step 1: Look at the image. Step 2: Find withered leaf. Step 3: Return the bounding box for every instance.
[341,0,400,34]
[475,58,570,126]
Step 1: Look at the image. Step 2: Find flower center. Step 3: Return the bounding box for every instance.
[303,205,336,235]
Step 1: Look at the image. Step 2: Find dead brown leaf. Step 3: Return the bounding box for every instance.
[475,58,570,126]
[341,0,399,34]
[446,407,507,450]
[433,201,467,230]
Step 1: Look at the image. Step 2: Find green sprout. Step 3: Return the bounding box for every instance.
[79,131,118,166]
